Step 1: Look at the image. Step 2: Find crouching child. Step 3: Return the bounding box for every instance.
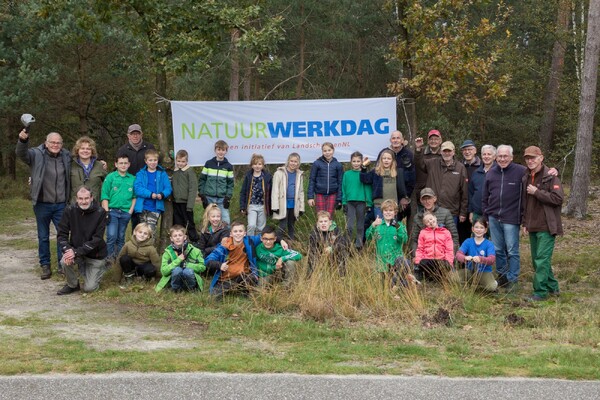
[255,226,302,287]
[307,210,350,277]
[114,222,161,282]
[156,225,206,292]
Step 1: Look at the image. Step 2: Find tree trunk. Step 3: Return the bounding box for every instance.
[565,0,600,219]
[229,28,240,101]
[155,67,172,251]
[295,2,305,99]
[539,0,571,153]
[242,48,251,101]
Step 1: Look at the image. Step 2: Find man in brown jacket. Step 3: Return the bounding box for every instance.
[522,146,564,301]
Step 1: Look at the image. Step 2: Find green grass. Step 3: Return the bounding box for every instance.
[2,175,600,379]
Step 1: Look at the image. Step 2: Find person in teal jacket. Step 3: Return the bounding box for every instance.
[255,226,302,286]
[156,225,206,292]
[133,149,173,235]
[366,199,410,286]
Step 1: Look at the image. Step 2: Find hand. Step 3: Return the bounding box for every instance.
[472,256,481,263]
[400,197,410,209]
[335,201,342,210]
[372,216,382,227]
[62,249,76,266]
[178,253,186,261]
[280,240,289,251]
[156,193,163,200]
[469,213,473,224]
[240,209,246,215]
[308,199,315,207]
[275,258,283,269]
[548,167,559,177]
[221,237,229,246]
[362,157,371,167]
[415,137,424,150]
[220,262,229,272]
[526,184,537,195]
[99,160,108,171]
[223,197,230,209]
[151,193,157,199]
[522,226,528,235]
[465,256,473,262]
[18,129,29,141]
[459,215,467,223]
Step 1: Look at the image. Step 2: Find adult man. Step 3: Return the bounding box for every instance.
[414,129,443,201]
[522,146,563,301]
[410,187,459,256]
[457,139,482,243]
[16,130,71,280]
[56,186,108,295]
[469,144,497,223]
[415,139,468,224]
[117,124,156,176]
[117,123,156,229]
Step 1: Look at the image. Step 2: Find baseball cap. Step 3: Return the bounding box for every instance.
[428,129,441,138]
[441,141,455,151]
[460,139,476,149]
[420,187,436,199]
[524,146,542,157]
[127,124,143,134]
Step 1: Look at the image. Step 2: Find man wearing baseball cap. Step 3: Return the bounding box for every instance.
[522,146,563,301]
[117,124,157,176]
[412,130,444,227]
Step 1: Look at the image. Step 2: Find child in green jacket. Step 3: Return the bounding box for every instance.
[255,226,302,286]
[156,225,206,292]
[366,199,411,286]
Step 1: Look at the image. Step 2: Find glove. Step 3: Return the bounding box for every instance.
[343,205,348,215]
[200,195,208,209]
[240,209,246,215]
[335,201,342,210]
[223,197,230,209]
[366,207,372,214]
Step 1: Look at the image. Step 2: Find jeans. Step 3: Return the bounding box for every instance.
[106,209,131,259]
[33,202,65,267]
[62,256,106,292]
[488,216,521,283]
[247,204,266,236]
[206,196,230,224]
[170,266,197,291]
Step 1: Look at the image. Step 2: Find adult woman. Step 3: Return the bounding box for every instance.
[70,136,107,202]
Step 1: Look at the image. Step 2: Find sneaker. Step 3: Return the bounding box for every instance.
[40,265,52,280]
[497,275,508,288]
[57,284,80,295]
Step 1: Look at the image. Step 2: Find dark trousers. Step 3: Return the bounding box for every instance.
[415,259,452,281]
[119,254,156,279]
[173,202,199,242]
[277,208,297,240]
[211,273,257,297]
[346,201,366,248]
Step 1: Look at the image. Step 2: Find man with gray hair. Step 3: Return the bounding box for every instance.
[56,186,108,295]
[468,144,497,223]
[16,129,71,280]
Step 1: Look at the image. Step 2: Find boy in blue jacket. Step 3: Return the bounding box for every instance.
[133,149,173,235]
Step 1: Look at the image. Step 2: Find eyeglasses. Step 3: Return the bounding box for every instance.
[262,237,276,241]
[47,141,63,146]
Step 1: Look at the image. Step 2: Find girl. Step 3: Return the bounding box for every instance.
[360,149,408,220]
[307,142,343,217]
[414,212,454,281]
[455,219,497,291]
[271,152,305,240]
[366,200,410,285]
[70,136,107,202]
[342,151,372,249]
[197,204,230,270]
[239,153,272,236]
[114,222,161,282]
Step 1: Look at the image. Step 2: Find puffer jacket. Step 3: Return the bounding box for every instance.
[133,165,173,213]
[414,226,454,265]
[113,235,161,279]
[411,205,458,255]
[307,156,343,201]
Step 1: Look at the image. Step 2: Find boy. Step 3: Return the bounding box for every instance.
[204,221,261,297]
[101,155,136,260]
[342,151,373,249]
[133,149,172,235]
[172,149,199,244]
[255,225,302,287]
[307,210,350,277]
[198,140,234,224]
[156,225,206,292]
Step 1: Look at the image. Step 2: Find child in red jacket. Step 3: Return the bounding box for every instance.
[414,212,454,281]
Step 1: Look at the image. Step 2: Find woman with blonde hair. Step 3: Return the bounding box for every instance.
[70,136,106,202]
[197,204,230,273]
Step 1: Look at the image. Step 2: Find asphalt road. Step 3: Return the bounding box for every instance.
[1,372,599,400]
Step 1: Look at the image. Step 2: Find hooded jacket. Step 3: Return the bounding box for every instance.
[113,234,161,279]
[133,165,173,213]
[156,243,206,292]
[57,200,107,260]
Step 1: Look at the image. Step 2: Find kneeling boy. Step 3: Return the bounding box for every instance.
[255,226,302,287]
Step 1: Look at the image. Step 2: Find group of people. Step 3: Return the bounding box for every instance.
[16,123,564,302]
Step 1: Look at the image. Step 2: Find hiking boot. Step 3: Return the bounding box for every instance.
[57,284,80,295]
[497,274,508,288]
[549,290,560,297]
[124,273,135,285]
[40,265,52,280]
[526,294,547,302]
[505,281,519,294]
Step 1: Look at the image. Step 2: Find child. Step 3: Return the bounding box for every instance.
[414,212,454,281]
[204,221,261,297]
[156,225,206,292]
[239,153,272,236]
[360,149,408,220]
[101,155,136,260]
[133,149,173,235]
[172,149,199,244]
[455,219,498,292]
[307,210,350,276]
[198,140,234,224]
[197,204,230,266]
[114,223,161,282]
[366,199,409,285]
[255,225,302,287]
[307,142,343,217]
[271,152,304,240]
[342,151,373,249]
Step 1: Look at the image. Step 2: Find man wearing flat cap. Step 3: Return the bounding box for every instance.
[522,146,563,301]
[457,139,481,243]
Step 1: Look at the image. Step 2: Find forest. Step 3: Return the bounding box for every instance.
[1,0,598,210]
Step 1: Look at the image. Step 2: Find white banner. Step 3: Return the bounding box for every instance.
[171,98,396,166]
